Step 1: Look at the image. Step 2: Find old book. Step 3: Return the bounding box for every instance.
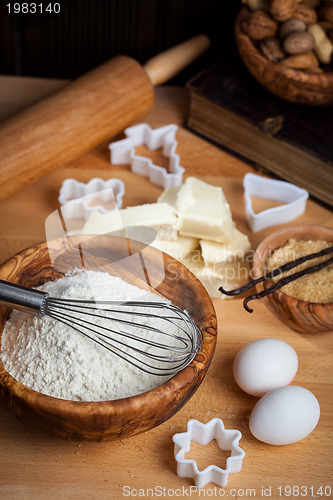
[187,54,333,206]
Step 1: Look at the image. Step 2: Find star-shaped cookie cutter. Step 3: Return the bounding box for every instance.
[109,123,184,189]
[243,173,309,233]
[173,418,245,489]
[58,177,125,220]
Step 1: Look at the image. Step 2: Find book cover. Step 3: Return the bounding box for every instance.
[187,53,333,206]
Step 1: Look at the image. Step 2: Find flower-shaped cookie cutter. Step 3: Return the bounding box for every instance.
[109,123,184,189]
[173,418,245,489]
[244,173,309,233]
[58,177,125,220]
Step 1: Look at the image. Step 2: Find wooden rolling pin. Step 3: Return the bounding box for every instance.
[0,35,210,201]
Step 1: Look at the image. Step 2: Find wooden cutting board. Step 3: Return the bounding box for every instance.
[0,83,332,500]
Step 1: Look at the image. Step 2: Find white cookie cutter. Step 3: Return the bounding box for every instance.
[58,177,125,220]
[243,173,309,233]
[109,123,184,189]
[173,418,245,489]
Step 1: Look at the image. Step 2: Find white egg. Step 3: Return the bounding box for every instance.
[233,338,298,396]
[249,385,320,445]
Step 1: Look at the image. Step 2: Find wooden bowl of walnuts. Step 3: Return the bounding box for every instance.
[235,0,333,105]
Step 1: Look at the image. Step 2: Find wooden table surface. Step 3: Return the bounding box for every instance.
[0,78,332,500]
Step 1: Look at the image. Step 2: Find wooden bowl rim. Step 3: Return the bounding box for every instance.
[253,224,333,308]
[235,6,333,84]
[0,237,217,419]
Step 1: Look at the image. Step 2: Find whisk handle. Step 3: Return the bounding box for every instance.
[0,280,48,314]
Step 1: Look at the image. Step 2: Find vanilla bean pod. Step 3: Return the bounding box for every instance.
[243,255,333,313]
[219,245,333,297]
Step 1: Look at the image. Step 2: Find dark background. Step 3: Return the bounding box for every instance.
[0,0,240,83]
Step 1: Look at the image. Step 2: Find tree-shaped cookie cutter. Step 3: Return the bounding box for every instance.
[173,418,245,489]
[109,123,184,189]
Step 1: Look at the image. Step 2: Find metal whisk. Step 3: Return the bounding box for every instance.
[0,280,203,376]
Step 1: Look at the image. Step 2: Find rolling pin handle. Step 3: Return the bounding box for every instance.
[144,34,211,86]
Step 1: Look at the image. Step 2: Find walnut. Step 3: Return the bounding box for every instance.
[269,0,297,22]
[260,37,286,60]
[293,3,318,24]
[242,10,278,40]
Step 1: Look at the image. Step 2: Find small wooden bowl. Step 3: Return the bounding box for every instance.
[235,7,333,106]
[0,235,217,441]
[253,225,333,333]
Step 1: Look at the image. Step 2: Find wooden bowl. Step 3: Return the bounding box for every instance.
[235,7,333,106]
[253,225,333,333]
[0,235,217,441]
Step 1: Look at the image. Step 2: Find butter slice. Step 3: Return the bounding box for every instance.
[175,177,234,242]
[151,235,199,261]
[196,260,250,299]
[122,203,178,240]
[83,202,178,240]
[177,214,234,243]
[176,177,228,212]
[200,229,251,265]
[181,253,250,299]
[82,209,125,235]
[157,186,180,210]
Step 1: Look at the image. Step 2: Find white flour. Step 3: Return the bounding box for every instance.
[1,269,175,402]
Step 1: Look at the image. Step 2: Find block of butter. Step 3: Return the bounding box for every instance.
[200,229,251,265]
[151,235,199,261]
[82,202,178,241]
[159,177,234,242]
[181,254,250,299]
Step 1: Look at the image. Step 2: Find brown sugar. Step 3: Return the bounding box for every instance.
[266,239,333,303]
